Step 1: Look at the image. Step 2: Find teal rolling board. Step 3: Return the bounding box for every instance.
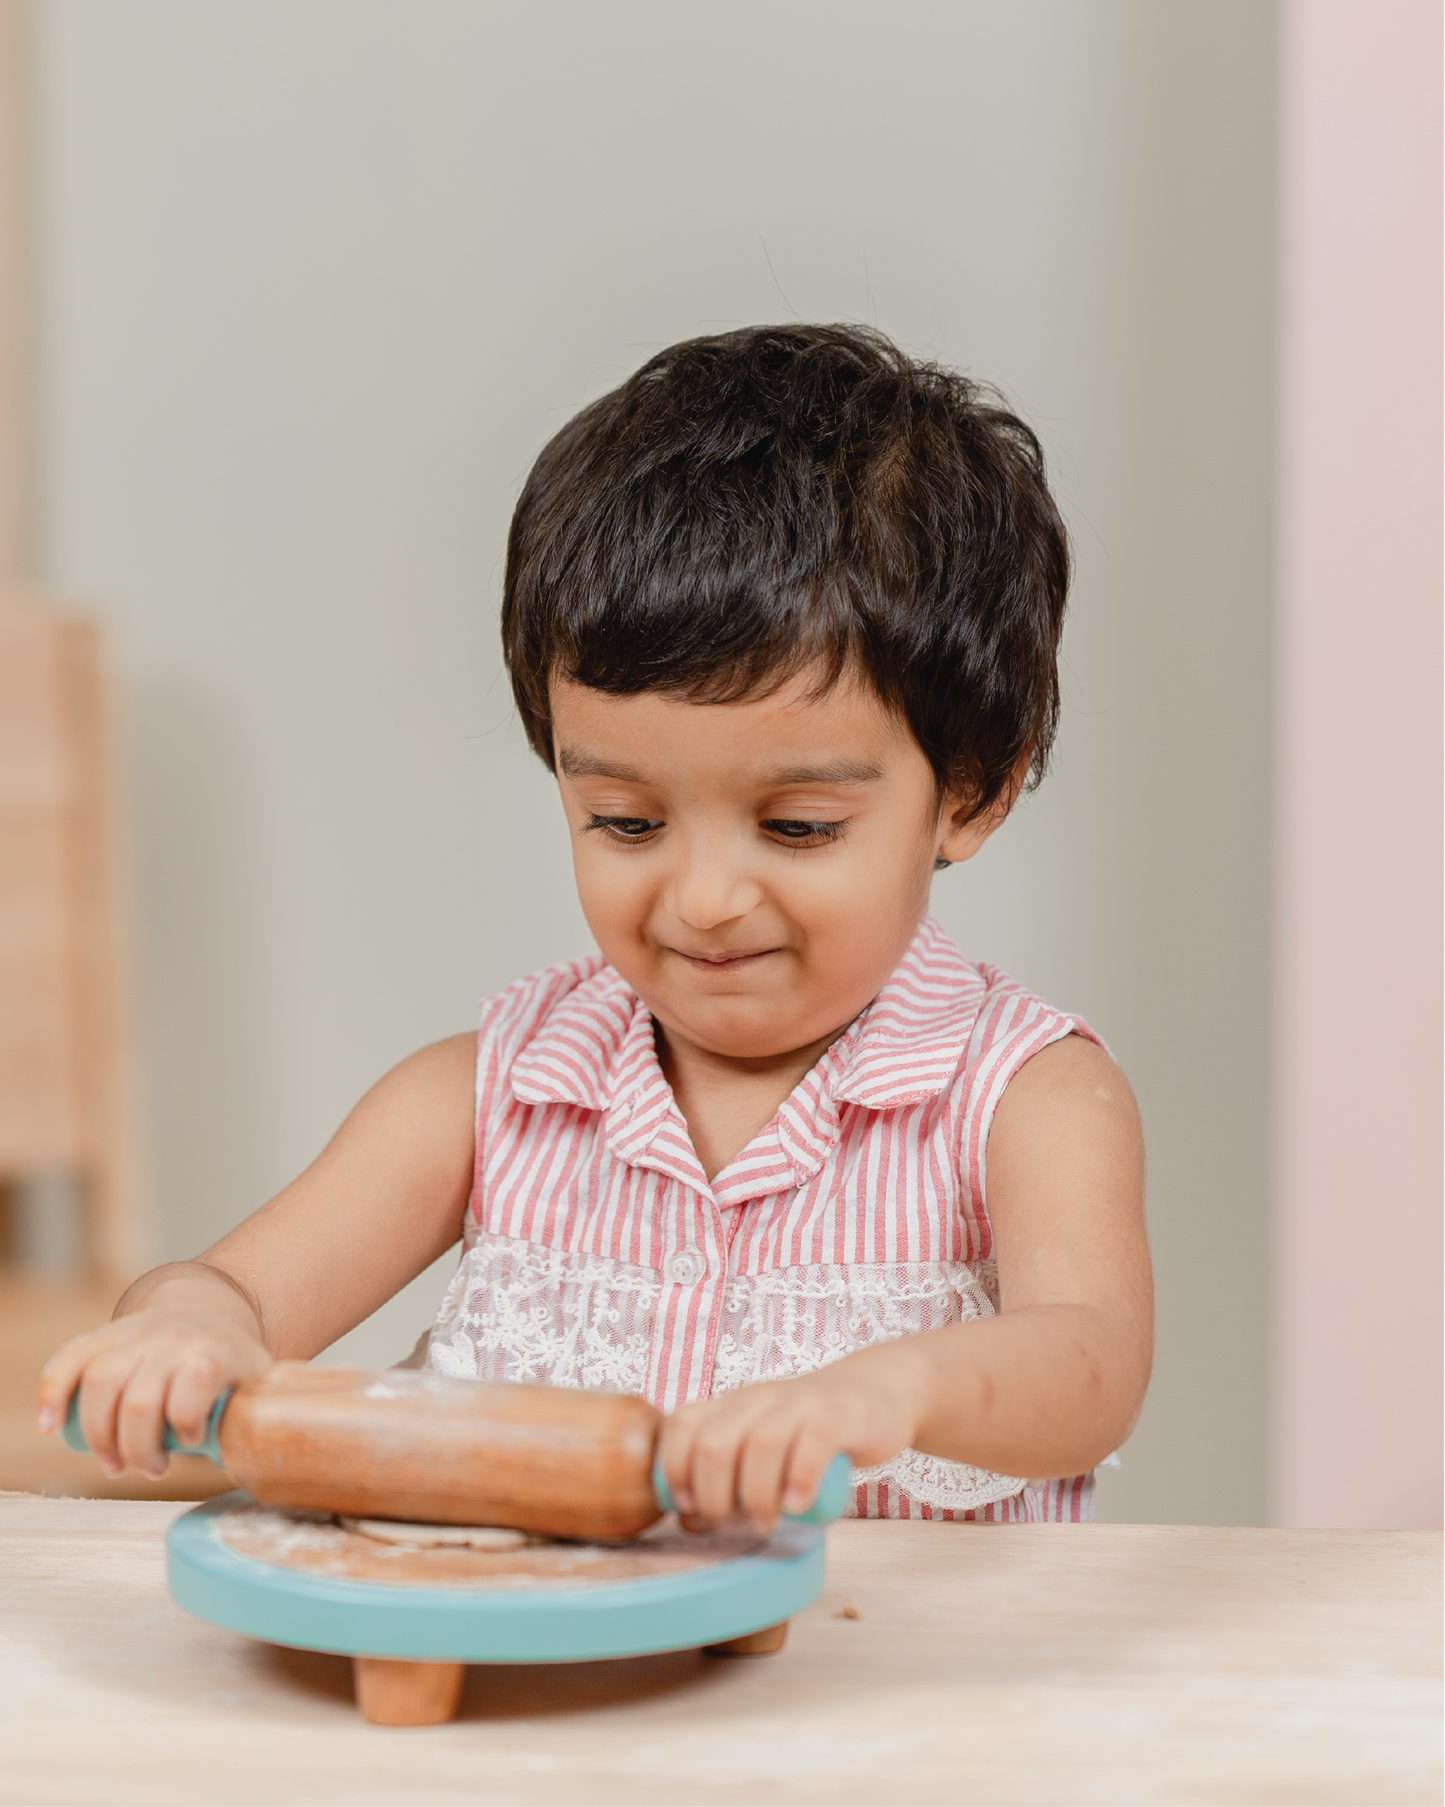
[168,1493,827,1663]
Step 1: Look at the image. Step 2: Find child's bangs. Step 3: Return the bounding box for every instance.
[556,576,873,716]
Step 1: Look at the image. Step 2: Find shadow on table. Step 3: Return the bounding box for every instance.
[264,1641,715,1720]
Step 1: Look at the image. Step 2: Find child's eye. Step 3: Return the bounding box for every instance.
[762,819,845,846]
[584,814,662,844]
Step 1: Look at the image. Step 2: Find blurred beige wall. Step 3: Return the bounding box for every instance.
[30,1,1275,1524]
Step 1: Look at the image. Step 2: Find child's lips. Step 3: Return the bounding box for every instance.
[671,946,781,973]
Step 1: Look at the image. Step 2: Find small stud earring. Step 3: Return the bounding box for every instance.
[933,855,951,872]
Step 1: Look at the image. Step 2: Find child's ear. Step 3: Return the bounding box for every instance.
[935,749,1033,867]
[935,804,1001,867]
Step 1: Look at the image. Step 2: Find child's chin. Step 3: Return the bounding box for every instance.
[673,1004,816,1061]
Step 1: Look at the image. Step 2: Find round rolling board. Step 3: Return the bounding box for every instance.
[168,1492,827,1725]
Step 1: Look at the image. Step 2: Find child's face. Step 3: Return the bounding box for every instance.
[551,670,999,1062]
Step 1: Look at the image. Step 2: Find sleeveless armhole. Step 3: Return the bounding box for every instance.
[957,975,1105,1263]
[466,954,613,1247]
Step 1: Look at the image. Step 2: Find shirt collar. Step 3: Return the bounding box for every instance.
[508,918,985,1189]
[831,916,987,1110]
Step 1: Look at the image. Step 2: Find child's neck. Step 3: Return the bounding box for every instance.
[653,1020,851,1183]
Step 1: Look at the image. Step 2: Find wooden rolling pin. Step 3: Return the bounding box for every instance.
[62,1362,850,1539]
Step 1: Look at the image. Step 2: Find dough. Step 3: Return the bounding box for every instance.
[339,1517,540,1550]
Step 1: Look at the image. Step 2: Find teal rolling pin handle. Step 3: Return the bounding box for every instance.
[652,1449,851,1525]
[61,1388,231,1468]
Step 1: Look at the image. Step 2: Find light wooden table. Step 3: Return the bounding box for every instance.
[2,1496,1438,1806]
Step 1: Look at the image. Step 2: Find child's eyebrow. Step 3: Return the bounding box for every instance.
[557,749,647,782]
[762,760,885,787]
[558,748,886,787]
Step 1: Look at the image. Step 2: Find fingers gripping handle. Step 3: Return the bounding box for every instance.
[61,1389,231,1468]
[651,1449,852,1525]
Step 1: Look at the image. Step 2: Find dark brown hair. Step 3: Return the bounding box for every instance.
[501,323,1070,821]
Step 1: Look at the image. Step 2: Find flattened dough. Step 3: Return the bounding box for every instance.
[340,1517,540,1550]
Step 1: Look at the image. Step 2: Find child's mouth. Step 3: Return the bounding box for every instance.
[671,947,779,973]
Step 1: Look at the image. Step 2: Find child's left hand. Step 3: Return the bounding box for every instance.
[657,1339,930,1531]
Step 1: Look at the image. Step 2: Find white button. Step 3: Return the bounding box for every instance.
[668,1250,706,1286]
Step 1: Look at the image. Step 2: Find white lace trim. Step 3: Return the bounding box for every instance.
[428,1237,660,1395]
[710,1260,996,1393]
[851,1447,1024,1513]
[427,1235,1024,1512]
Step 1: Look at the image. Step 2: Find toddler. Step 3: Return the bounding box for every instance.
[40,324,1150,1528]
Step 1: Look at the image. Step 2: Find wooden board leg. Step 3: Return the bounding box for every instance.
[352,1657,465,1726]
[706,1619,789,1656]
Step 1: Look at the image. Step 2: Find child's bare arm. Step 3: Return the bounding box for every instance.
[659,1034,1150,1525]
[37,1032,477,1477]
[905,1031,1150,1472]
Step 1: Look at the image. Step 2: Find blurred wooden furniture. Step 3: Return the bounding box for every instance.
[0,1507,1437,1803]
[0,601,143,1281]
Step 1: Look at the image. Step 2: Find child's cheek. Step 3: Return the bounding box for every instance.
[571,851,652,956]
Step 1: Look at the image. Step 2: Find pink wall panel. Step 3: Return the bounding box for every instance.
[1274,0,1443,1529]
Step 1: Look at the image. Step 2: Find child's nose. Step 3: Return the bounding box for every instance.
[668,846,764,930]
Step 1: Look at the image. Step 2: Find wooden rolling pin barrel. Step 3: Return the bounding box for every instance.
[64,1364,850,1725]
[69,1362,669,1540]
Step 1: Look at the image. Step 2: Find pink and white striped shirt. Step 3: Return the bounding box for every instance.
[425,916,1101,1522]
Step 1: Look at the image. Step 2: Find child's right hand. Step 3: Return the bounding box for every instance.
[36,1263,273,1478]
